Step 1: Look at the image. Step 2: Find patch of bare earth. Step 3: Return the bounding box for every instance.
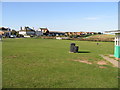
[117,76,120,78]
[7,55,17,59]
[99,66,107,68]
[97,61,107,65]
[97,61,108,69]
[74,60,92,64]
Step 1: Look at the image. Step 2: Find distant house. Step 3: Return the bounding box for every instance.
[65,31,98,36]
[40,28,49,36]
[65,32,79,36]
[0,27,11,37]
[49,31,65,36]
[35,28,43,36]
[19,26,36,37]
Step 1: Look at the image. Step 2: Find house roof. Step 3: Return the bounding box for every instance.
[105,30,120,33]
[0,27,10,31]
[19,30,35,32]
[40,28,48,30]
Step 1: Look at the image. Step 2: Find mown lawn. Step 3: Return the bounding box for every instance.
[88,34,115,39]
[2,38,118,88]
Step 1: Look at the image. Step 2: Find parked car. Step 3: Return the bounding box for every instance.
[10,35,16,38]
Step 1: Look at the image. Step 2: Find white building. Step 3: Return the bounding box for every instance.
[19,26,36,37]
[35,28,43,36]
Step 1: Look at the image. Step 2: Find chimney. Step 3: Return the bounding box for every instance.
[25,26,27,30]
[20,27,22,30]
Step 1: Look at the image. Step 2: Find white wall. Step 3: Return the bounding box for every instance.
[26,31,35,35]
[36,31,43,36]
[19,31,26,35]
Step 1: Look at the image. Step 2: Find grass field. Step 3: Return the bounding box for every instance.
[2,38,118,88]
[88,34,115,39]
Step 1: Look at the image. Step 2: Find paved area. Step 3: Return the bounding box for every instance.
[100,55,120,68]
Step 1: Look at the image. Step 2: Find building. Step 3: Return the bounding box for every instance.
[35,30,43,36]
[105,30,120,60]
[35,28,43,36]
[49,31,65,36]
[0,27,11,37]
[40,28,49,36]
[65,32,97,36]
[19,26,36,37]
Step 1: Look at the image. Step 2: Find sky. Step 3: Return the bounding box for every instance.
[2,2,118,32]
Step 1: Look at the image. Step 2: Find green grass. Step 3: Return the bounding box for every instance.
[2,38,118,88]
[88,34,115,39]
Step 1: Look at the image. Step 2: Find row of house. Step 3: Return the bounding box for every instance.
[19,26,65,37]
[65,32,100,36]
[19,26,102,37]
[19,27,36,37]
[0,26,102,38]
[0,27,48,38]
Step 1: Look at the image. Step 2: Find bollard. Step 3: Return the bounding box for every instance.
[70,43,75,52]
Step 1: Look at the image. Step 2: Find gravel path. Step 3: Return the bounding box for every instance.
[100,55,120,68]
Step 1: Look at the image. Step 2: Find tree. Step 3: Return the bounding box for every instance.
[11,30,17,35]
[98,32,103,34]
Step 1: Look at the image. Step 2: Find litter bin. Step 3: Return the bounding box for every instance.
[70,43,75,52]
[73,46,79,53]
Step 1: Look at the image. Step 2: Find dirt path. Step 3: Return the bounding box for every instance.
[100,55,120,68]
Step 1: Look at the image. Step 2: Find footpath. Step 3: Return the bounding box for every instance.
[100,55,120,68]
